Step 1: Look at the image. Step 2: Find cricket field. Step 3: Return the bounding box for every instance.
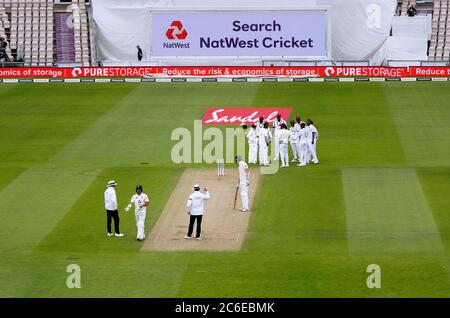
[0,82,449,297]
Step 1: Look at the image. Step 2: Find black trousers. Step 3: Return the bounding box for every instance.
[187,215,203,238]
[106,210,120,234]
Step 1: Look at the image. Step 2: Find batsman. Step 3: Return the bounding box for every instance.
[124,185,150,241]
[235,155,250,212]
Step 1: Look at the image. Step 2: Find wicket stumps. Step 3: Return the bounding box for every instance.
[217,158,225,176]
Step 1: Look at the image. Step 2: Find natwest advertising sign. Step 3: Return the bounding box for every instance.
[151,10,328,58]
[202,108,292,125]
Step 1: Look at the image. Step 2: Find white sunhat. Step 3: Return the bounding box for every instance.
[107,180,117,187]
[193,184,200,190]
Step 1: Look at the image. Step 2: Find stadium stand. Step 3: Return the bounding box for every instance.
[429,0,450,61]
[389,1,428,61]
[55,12,74,62]
[0,0,54,66]
[397,0,449,62]
[66,0,90,66]
[0,0,91,66]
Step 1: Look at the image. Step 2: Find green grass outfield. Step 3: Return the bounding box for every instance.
[0,82,449,297]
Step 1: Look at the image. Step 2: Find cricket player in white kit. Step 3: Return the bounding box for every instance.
[279,123,291,168]
[235,155,250,212]
[297,122,308,167]
[185,185,210,240]
[258,122,272,166]
[306,119,319,164]
[295,116,304,127]
[272,114,286,161]
[255,116,265,132]
[124,185,150,241]
[289,120,300,162]
[246,124,258,164]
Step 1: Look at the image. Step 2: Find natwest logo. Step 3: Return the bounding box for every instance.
[202,108,292,125]
[165,20,188,40]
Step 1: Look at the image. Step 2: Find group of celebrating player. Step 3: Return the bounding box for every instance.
[245,114,319,168]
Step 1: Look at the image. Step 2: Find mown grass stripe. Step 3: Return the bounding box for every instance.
[342,167,443,254]
[0,84,140,253]
[384,82,450,167]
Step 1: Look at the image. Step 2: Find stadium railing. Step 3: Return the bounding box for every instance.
[262,60,370,66]
[0,61,25,68]
[388,59,450,66]
[55,61,83,67]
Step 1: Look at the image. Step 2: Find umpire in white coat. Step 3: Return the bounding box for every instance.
[185,185,210,240]
[104,180,124,237]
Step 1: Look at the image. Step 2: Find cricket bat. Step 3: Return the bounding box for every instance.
[233,183,239,210]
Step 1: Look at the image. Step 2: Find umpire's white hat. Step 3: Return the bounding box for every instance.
[107,180,117,187]
[193,184,200,191]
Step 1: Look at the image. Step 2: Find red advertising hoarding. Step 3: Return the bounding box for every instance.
[1,66,450,79]
[202,108,292,125]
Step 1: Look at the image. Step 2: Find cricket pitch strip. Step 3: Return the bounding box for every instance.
[141,168,260,252]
